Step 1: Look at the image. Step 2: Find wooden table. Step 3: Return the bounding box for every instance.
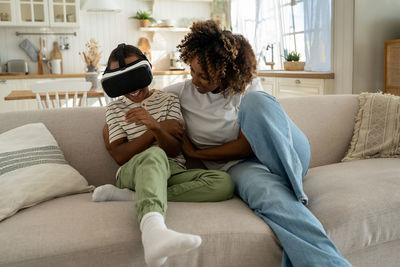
[5,90,106,108]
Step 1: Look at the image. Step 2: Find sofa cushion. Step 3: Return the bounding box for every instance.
[343,93,400,162]
[0,194,282,267]
[304,158,400,255]
[0,123,94,221]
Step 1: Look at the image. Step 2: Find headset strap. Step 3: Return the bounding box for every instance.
[116,43,126,68]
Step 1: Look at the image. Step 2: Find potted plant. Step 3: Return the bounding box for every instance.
[130,10,156,27]
[79,38,102,90]
[283,50,305,71]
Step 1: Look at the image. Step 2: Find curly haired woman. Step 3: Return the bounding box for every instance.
[160,20,352,267]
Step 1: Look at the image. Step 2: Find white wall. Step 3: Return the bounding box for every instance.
[353,0,400,94]
[0,0,211,74]
[332,0,354,94]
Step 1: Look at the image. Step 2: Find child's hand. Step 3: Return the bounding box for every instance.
[125,107,160,131]
[160,120,184,141]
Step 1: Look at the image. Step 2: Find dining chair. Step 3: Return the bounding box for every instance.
[30,79,92,109]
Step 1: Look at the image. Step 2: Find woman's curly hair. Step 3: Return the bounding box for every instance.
[177,20,257,96]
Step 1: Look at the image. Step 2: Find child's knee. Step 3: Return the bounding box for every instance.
[212,171,235,200]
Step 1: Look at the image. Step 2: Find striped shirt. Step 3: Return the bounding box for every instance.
[106,89,185,167]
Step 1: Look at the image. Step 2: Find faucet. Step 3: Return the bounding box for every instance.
[263,44,275,70]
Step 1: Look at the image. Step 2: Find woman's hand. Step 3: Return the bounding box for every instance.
[160,119,185,141]
[182,134,198,158]
[125,107,160,131]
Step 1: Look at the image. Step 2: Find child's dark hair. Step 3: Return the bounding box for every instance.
[106,44,146,68]
[177,20,257,96]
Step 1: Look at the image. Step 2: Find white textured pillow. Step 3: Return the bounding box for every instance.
[0,123,94,221]
[343,93,400,161]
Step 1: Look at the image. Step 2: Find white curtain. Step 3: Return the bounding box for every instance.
[304,0,332,71]
[231,0,283,70]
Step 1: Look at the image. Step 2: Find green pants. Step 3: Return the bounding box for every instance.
[116,146,234,222]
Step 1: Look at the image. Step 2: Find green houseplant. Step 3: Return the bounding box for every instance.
[283,50,305,71]
[130,10,156,27]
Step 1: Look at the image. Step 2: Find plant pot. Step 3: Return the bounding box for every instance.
[139,19,150,27]
[284,61,305,71]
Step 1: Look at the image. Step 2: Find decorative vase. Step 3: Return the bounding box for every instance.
[139,19,150,27]
[283,61,305,71]
[85,71,99,90]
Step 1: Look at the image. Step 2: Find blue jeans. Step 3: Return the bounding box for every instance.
[228,91,351,267]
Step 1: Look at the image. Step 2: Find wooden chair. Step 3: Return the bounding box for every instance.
[30,79,92,109]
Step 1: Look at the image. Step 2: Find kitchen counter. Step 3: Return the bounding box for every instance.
[257,71,334,79]
[0,71,334,80]
[0,71,190,80]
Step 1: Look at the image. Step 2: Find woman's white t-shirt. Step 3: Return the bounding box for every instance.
[164,78,262,171]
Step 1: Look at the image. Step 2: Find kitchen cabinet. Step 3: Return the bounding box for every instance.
[257,76,334,98]
[0,0,17,25]
[259,77,275,96]
[0,0,79,28]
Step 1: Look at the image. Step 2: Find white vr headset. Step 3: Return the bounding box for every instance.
[101,44,153,98]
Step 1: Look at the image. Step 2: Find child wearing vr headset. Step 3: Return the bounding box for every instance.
[93,44,234,267]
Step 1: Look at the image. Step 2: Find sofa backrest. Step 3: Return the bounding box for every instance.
[0,94,359,186]
[0,107,118,187]
[279,94,359,168]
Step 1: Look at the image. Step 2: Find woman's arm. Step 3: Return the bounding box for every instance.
[182,129,253,161]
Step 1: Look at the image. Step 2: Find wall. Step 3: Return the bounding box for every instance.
[0,0,211,74]
[332,0,354,94]
[353,0,400,94]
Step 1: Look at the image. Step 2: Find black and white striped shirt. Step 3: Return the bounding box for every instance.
[106,89,185,166]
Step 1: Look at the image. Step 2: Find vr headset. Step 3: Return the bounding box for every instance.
[101,43,153,98]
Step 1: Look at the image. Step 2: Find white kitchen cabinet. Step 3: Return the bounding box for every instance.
[0,0,17,26]
[257,76,333,98]
[48,0,79,28]
[16,0,49,27]
[258,76,275,96]
[277,78,324,98]
[0,0,79,27]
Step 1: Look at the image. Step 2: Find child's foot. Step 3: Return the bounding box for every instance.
[140,212,202,266]
[92,184,135,202]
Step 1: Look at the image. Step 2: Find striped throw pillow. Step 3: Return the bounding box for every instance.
[0,123,94,221]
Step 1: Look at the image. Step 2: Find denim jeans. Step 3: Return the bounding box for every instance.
[228,91,351,267]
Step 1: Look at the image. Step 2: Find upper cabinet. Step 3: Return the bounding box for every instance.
[0,0,79,27]
[0,0,17,25]
[17,0,49,27]
[48,0,79,27]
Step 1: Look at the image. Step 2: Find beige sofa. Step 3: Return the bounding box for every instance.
[0,95,399,267]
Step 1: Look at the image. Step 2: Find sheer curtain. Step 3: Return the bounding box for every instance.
[304,0,332,71]
[231,0,332,71]
[231,0,283,70]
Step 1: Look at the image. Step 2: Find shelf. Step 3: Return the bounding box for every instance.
[139,27,190,32]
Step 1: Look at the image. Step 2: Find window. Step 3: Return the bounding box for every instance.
[280,0,305,61]
[231,0,331,71]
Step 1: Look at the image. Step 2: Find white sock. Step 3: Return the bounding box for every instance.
[140,212,202,267]
[92,184,135,202]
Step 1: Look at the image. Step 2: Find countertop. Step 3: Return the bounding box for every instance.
[0,70,334,80]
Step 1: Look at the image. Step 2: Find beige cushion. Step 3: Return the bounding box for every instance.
[0,123,94,221]
[343,93,400,162]
[304,158,400,255]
